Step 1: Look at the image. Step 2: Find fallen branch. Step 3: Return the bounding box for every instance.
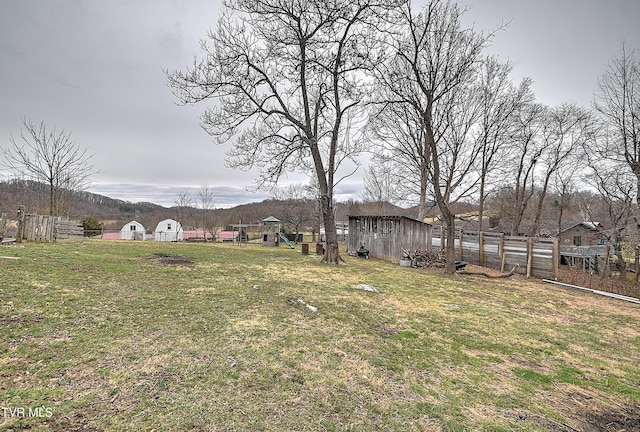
[457,264,519,278]
[0,256,19,260]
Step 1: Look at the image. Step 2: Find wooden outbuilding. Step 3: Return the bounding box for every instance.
[348,215,432,263]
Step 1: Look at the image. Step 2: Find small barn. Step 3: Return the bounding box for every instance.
[120,220,146,241]
[154,218,184,242]
[261,216,281,247]
[348,215,432,263]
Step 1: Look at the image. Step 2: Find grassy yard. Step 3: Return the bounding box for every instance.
[1,240,638,431]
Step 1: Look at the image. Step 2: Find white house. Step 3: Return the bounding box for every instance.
[120,220,146,241]
[154,219,184,242]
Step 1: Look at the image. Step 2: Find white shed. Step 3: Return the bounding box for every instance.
[120,220,146,241]
[154,219,184,242]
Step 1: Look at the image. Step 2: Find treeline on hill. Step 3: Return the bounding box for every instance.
[0,179,414,235]
[0,178,618,240]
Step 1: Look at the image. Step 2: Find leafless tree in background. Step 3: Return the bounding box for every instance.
[304,176,324,243]
[528,104,592,236]
[588,45,640,278]
[506,102,546,235]
[584,155,635,281]
[372,0,493,273]
[167,0,400,264]
[174,188,194,226]
[361,159,400,215]
[271,183,311,242]
[2,118,95,216]
[367,90,430,219]
[198,181,216,242]
[475,57,533,231]
[593,45,640,201]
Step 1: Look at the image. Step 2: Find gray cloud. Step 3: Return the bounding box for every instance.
[88,182,271,208]
[2,0,639,208]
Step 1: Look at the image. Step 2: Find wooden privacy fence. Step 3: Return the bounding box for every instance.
[433,229,559,280]
[0,213,7,239]
[19,214,84,242]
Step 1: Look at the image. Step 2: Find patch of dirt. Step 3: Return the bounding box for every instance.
[147,253,195,265]
[373,326,399,337]
[0,312,42,326]
[508,386,640,432]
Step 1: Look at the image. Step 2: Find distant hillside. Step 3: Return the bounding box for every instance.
[0,179,419,232]
[0,179,167,229]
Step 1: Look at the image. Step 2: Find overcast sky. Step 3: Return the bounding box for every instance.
[1,1,638,208]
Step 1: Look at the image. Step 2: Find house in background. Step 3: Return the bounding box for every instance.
[557,222,604,246]
[154,218,183,242]
[120,220,146,241]
[348,215,432,263]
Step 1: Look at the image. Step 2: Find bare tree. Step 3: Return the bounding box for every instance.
[373,0,493,273]
[198,181,216,242]
[551,169,576,237]
[361,158,400,214]
[304,176,324,243]
[174,188,194,226]
[272,183,310,242]
[593,45,640,201]
[166,0,399,264]
[584,157,635,280]
[528,104,591,236]
[589,45,640,279]
[475,57,534,231]
[367,91,431,219]
[2,118,95,215]
[507,102,546,235]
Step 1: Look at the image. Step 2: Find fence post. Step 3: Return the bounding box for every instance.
[499,233,505,272]
[440,226,445,255]
[16,206,25,243]
[526,237,534,277]
[0,213,6,239]
[479,232,485,266]
[458,229,464,261]
[553,237,560,281]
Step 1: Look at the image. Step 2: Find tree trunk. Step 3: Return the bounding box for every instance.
[417,158,429,220]
[615,240,626,281]
[634,245,639,285]
[478,176,486,232]
[49,181,55,216]
[320,194,341,264]
[444,212,457,274]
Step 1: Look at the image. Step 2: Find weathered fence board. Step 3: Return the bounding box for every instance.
[54,219,84,240]
[0,213,6,239]
[19,214,84,242]
[433,230,558,280]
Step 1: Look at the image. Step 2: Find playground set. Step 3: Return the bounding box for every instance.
[260,216,295,249]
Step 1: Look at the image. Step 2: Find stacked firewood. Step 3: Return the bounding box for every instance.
[402,249,447,268]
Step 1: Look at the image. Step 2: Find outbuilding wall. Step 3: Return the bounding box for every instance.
[348,215,432,263]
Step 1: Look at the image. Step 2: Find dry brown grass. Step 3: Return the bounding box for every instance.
[0,241,638,431]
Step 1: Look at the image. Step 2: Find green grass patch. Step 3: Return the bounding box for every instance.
[0,240,639,431]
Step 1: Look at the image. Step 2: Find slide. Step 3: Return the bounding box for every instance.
[278,232,295,249]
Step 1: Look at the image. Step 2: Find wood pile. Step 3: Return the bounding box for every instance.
[402,249,447,268]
